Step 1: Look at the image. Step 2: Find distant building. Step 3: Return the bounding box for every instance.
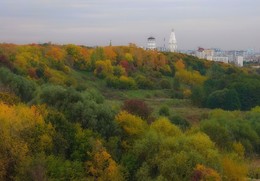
[226,50,246,63]
[212,57,229,64]
[235,56,243,67]
[195,47,214,60]
[195,47,230,64]
[169,29,177,52]
[195,47,205,59]
[147,36,156,50]
[204,49,214,60]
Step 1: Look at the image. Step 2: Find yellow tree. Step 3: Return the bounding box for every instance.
[175,69,207,86]
[222,156,248,181]
[125,53,134,62]
[192,164,221,181]
[154,53,167,71]
[0,102,54,180]
[115,111,148,149]
[86,140,124,181]
[94,60,114,78]
[46,46,66,62]
[15,45,42,72]
[104,46,117,63]
[132,47,144,67]
[150,117,182,137]
[116,111,148,138]
[175,59,185,71]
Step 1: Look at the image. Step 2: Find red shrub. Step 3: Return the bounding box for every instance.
[122,99,152,121]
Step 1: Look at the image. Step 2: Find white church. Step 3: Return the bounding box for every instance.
[169,29,177,52]
[146,29,177,52]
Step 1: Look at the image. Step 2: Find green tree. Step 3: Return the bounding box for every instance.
[0,67,36,102]
[207,88,241,110]
[159,105,170,116]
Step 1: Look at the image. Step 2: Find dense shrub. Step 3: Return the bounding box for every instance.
[159,105,170,116]
[106,75,137,89]
[199,74,260,111]
[118,76,137,89]
[94,60,113,78]
[113,65,126,77]
[0,67,36,102]
[0,92,21,105]
[172,77,181,91]
[122,99,152,120]
[159,65,172,76]
[0,54,14,70]
[191,86,206,107]
[106,75,119,88]
[200,109,259,153]
[171,90,184,99]
[206,88,241,110]
[170,115,190,130]
[135,75,154,89]
[159,79,171,89]
[231,80,260,110]
[37,85,118,138]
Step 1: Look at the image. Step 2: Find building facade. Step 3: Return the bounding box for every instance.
[235,56,244,67]
[147,37,156,50]
[169,29,177,52]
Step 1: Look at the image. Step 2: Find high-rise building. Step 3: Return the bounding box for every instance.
[235,56,244,67]
[169,29,177,52]
[147,36,156,50]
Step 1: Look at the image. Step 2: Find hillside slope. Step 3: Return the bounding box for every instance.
[0,43,259,180]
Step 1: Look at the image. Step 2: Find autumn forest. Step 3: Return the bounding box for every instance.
[0,43,259,180]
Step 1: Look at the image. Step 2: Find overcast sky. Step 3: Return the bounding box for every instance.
[0,0,260,50]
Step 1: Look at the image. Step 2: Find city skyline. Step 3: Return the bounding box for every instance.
[0,0,260,50]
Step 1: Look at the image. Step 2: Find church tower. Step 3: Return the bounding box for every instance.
[169,29,177,52]
[147,36,156,50]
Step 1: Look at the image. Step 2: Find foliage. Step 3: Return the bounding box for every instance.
[65,44,90,70]
[0,43,258,180]
[106,75,137,89]
[0,92,21,105]
[200,109,260,153]
[175,69,207,86]
[170,115,190,131]
[195,72,260,111]
[113,65,126,77]
[86,140,124,181]
[207,88,241,110]
[118,76,137,89]
[0,103,54,180]
[122,99,152,120]
[191,86,206,107]
[0,67,36,102]
[191,164,221,181]
[94,60,114,78]
[159,79,172,89]
[221,155,248,181]
[132,123,222,180]
[134,75,155,89]
[159,105,170,116]
[16,154,86,181]
[150,117,182,137]
[115,111,148,140]
[159,64,172,76]
[37,85,118,138]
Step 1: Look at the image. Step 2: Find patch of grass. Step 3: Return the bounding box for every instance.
[124,89,170,99]
[73,70,211,125]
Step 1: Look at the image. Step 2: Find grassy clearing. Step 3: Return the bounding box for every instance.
[75,71,211,124]
[146,98,210,124]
